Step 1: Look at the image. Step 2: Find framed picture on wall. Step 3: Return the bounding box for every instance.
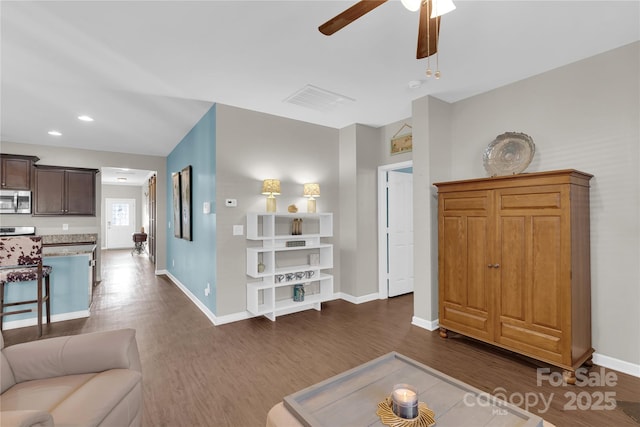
[180,165,192,241]
[172,172,182,238]
[390,123,413,155]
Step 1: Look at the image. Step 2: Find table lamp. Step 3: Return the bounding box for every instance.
[303,183,320,213]
[262,179,281,212]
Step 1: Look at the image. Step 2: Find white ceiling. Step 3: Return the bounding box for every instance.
[2,1,638,157]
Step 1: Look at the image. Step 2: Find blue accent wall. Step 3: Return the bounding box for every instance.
[166,104,217,314]
[4,255,90,321]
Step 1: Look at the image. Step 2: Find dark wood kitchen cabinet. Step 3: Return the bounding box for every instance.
[34,166,98,216]
[0,154,39,190]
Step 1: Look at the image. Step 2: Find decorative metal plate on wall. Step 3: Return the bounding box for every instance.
[483,132,535,177]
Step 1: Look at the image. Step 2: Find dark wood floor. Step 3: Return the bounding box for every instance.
[3,250,639,426]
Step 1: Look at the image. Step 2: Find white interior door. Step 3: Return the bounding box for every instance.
[387,170,414,297]
[105,198,136,249]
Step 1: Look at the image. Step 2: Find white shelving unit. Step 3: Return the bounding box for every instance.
[246,212,333,321]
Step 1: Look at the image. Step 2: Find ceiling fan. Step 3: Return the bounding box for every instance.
[318,0,456,60]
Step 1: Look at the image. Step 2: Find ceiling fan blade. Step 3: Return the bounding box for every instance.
[416,0,440,59]
[319,0,388,36]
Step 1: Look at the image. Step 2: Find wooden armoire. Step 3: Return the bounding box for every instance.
[434,170,593,382]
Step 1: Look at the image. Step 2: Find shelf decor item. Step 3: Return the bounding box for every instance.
[293,284,305,302]
[376,395,436,427]
[261,179,281,212]
[309,253,320,266]
[303,183,320,213]
[292,218,303,235]
[392,384,418,419]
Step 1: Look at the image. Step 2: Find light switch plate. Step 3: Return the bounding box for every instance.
[225,199,237,207]
[203,201,211,214]
[233,225,243,236]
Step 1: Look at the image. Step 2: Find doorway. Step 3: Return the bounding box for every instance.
[105,198,136,249]
[378,161,414,299]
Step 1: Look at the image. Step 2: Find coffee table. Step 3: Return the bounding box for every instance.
[269,352,546,427]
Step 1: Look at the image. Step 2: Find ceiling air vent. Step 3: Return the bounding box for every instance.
[284,84,355,112]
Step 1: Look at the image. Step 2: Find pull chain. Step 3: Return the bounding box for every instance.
[425,0,432,77]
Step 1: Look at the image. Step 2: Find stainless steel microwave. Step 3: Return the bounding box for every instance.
[0,190,32,214]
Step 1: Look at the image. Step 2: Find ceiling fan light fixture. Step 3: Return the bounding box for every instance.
[401,0,422,12]
[431,0,456,18]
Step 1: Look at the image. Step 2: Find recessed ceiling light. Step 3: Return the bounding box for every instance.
[408,80,423,89]
[48,130,62,136]
[78,115,94,122]
[117,177,127,182]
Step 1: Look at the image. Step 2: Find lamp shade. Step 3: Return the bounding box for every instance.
[303,183,320,198]
[431,0,456,18]
[261,179,281,195]
[400,0,421,12]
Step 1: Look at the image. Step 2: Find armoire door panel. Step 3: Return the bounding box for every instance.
[443,196,487,212]
[499,217,526,320]
[467,217,489,311]
[531,216,562,330]
[499,191,562,210]
[442,216,466,305]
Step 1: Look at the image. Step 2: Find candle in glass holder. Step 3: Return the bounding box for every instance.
[392,384,418,419]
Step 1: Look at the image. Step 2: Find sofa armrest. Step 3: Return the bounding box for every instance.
[3,329,141,384]
[0,410,54,427]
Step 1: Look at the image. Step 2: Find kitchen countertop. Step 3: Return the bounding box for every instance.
[43,243,96,257]
[41,233,98,246]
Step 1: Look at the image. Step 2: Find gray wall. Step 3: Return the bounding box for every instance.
[215,104,339,316]
[412,42,640,366]
[339,124,384,299]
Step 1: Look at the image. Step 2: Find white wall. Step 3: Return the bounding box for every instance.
[413,42,640,368]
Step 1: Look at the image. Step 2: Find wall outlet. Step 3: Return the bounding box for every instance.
[62,224,69,230]
[233,225,243,236]
[205,283,211,296]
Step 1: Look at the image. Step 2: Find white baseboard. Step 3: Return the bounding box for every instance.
[1,310,90,330]
[593,352,640,378]
[214,311,252,325]
[336,292,379,305]
[164,272,218,324]
[164,272,253,326]
[411,316,439,331]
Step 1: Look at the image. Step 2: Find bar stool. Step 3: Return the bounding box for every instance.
[0,236,52,337]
